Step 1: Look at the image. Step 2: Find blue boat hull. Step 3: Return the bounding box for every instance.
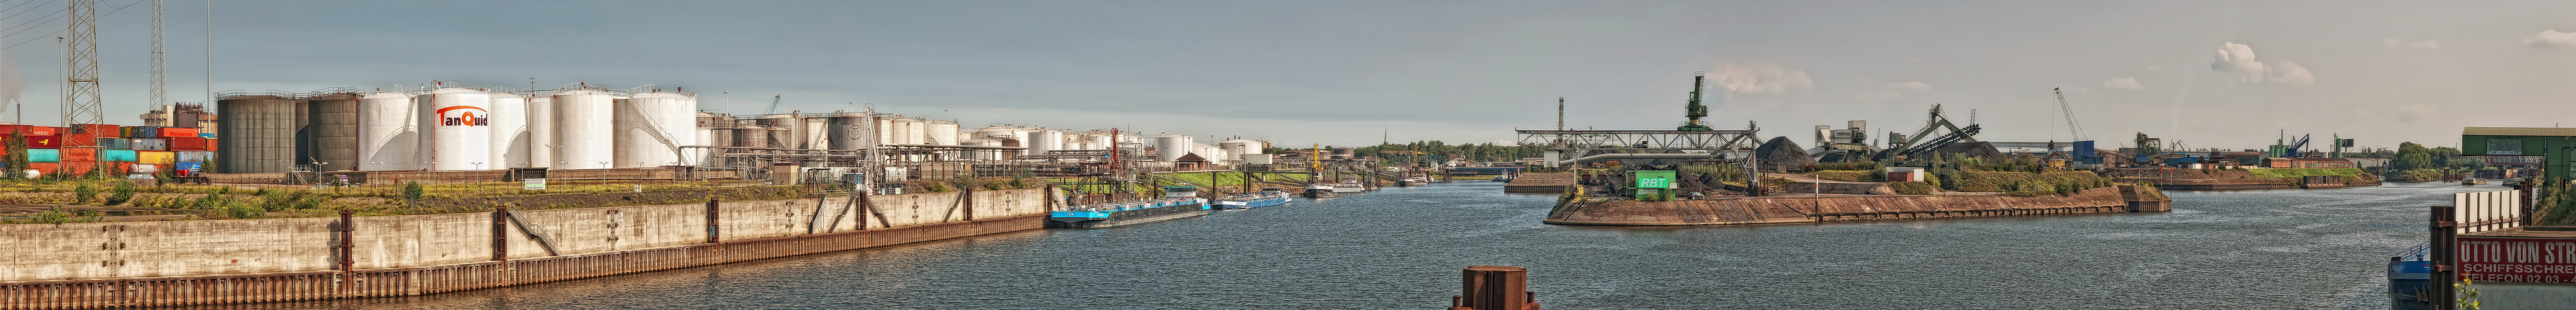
[1047,202,1207,229]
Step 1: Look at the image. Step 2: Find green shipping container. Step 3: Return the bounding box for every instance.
[99,149,138,162]
[27,149,57,163]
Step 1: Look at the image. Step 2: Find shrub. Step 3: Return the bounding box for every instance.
[221,200,263,219]
[73,183,97,204]
[104,180,137,205]
[1888,182,1936,195]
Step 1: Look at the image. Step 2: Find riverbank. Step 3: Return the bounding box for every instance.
[1544,186,2162,226]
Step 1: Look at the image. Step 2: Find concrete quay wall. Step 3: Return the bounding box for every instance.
[0,188,1051,308]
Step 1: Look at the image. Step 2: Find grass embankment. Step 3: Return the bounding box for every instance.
[0,179,804,223]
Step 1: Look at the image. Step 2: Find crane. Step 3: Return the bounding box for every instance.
[764,94,783,115]
[1678,72,1712,131]
[2053,88,2087,141]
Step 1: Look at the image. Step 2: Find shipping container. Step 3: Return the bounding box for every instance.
[61,133,94,147]
[175,151,215,162]
[99,149,137,162]
[206,139,218,151]
[27,149,58,162]
[131,164,158,174]
[94,138,127,149]
[139,151,175,165]
[26,135,58,149]
[73,124,119,137]
[160,127,199,138]
[29,162,57,175]
[174,162,204,174]
[132,138,168,151]
[168,137,208,151]
[60,148,96,162]
[0,125,20,135]
[119,126,138,138]
[198,133,215,138]
[24,126,56,136]
[62,161,96,175]
[134,126,160,138]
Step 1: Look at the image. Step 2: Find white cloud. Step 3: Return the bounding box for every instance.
[2384,38,2400,46]
[2271,61,2314,86]
[2102,78,2144,90]
[2526,30,2576,47]
[1896,81,1932,92]
[2211,42,2269,83]
[2208,42,2312,86]
[1712,63,1813,94]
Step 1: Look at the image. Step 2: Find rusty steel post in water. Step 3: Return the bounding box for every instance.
[492,205,507,261]
[2431,205,2457,310]
[1457,265,1540,310]
[707,198,722,243]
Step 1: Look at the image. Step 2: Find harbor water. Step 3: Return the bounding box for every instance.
[232,182,2467,309]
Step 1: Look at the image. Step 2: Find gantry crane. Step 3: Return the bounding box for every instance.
[1678,72,1712,131]
[2054,87,2086,141]
[764,94,783,115]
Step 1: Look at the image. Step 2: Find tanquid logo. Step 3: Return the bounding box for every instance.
[437,106,490,126]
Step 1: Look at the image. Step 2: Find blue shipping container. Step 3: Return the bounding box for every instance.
[174,162,204,172]
[198,133,215,138]
[95,138,128,149]
[27,149,58,163]
[2072,141,2095,158]
[98,149,138,162]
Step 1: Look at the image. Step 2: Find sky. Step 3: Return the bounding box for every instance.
[1,0,2573,150]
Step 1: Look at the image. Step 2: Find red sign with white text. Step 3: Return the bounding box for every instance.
[2458,237,2576,283]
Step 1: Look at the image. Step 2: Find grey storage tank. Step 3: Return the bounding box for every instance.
[303,92,361,171]
[216,95,299,173]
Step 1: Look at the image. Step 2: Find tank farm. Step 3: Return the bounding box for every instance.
[0,84,1292,308]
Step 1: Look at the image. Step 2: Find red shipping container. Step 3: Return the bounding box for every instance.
[74,124,120,137]
[27,162,56,175]
[206,139,218,151]
[25,135,58,149]
[168,137,209,151]
[0,125,17,135]
[59,148,95,162]
[160,128,199,138]
[60,133,94,147]
[61,162,96,176]
[24,126,56,136]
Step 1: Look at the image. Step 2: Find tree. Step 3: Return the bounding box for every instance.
[2395,142,2433,171]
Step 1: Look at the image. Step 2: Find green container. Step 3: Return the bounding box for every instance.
[26,149,58,163]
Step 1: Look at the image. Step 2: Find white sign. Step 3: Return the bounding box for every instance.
[523,178,547,190]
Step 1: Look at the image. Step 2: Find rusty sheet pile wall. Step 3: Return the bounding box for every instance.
[0,188,1048,309]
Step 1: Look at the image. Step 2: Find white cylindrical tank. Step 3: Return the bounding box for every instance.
[615,92,698,167]
[890,118,924,145]
[422,87,492,170]
[1089,133,1113,151]
[1192,142,1223,164]
[873,117,894,146]
[525,96,554,168]
[552,90,616,169]
[1027,130,1060,156]
[488,92,531,168]
[356,92,418,170]
[1154,135,1192,161]
[962,138,1002,161]
[803,118,829,150]
[924,120,960,145]
[1219,140,1263,157]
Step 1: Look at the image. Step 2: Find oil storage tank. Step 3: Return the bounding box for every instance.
[826,112,870,150]
[525,96,554,168]
[924,120,960,145]
[215,95,297,173]
[552,89,616,169]
[422,87,492,170]
[1154,135,1192,162]
[1027,130,1060,156]
[489,92,531,168]
[615,91,697,167]
[357,92,418,170]
[304,92,361,171]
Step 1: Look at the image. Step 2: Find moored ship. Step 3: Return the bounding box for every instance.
[1215,188,1292,210]
[1047,187,1209,228]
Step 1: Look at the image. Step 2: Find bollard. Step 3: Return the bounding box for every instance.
[1457,265,1540,310]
